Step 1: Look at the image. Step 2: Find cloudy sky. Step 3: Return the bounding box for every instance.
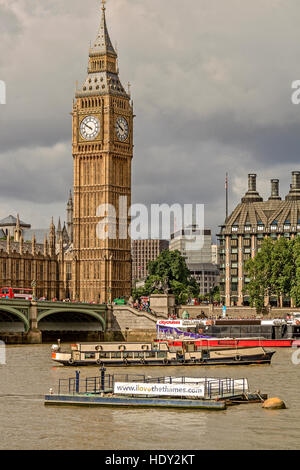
[0,0,300,239]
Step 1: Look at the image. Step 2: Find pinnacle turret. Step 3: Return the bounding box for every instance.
[57,217,62,236]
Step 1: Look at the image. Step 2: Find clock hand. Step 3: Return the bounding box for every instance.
[84,122,93,131]
[118,123,125,132]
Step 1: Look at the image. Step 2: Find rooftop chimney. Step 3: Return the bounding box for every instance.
[248,174,257,192]
[286,171,300,201]
[292,171,300,190]
[269,179,281,201]
[241,174,263,203]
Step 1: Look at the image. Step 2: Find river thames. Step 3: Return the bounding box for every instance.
[0,344,299,450]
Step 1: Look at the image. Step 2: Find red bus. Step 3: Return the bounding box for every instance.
[0,287,33,300]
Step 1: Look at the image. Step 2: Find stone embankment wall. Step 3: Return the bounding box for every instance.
[176,305,297,319]
[105,304,300,342]
[105,305,160,342]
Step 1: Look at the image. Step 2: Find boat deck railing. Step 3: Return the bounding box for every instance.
[143,376,249,399]
[56,370,249,400]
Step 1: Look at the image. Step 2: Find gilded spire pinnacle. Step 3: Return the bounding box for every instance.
[101,0,106,11]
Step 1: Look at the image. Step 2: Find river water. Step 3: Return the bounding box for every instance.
[0,344,299,450]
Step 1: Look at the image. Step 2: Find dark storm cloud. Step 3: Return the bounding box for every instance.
[0,0,300,233]
[0,142,72,203]
[134,110,300,167]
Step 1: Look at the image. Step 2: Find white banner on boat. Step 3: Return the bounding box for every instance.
[156,320,183,327]
[156,320,204,328]
[114,382,205,398]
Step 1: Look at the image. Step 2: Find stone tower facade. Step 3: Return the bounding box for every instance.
[71,1,133,303]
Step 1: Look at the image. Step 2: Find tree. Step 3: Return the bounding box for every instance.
[245,238,274,311]
[211,285,221,304]
[270,237,294,307]
[132,286,148,301]
[291,237,300,307]
[245,237,300,310]
[142,250,199,304]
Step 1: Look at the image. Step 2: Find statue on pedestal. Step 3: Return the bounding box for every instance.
[152,277,170,295]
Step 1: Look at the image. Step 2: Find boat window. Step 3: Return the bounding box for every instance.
[85,353,95,359]
[99,352,110,358]
[157,352,167,358]
[145,351,156,358]
[111,352,122,359]
[123,352,134,359]
[134,352,145,358]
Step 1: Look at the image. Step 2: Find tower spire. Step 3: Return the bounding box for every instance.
[76,0,129,99]
[92,0,116,56]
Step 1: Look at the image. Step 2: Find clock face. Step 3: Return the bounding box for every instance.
[80,116,100,140]
[116,117,129,142]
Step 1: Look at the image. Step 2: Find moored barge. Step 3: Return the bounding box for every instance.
[44,369,267,411]
[51,340,275,367]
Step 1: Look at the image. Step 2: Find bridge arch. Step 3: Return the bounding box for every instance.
[37,308,106,331]
[0,306,30,332]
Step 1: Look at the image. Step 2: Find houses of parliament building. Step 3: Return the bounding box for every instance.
[0,2,133,303]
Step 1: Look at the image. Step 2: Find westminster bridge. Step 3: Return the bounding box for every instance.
[0,299,107,343]
[0,299,162,343]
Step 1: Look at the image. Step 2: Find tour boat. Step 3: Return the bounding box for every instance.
[156,318,300,348]
[51,341,275,367]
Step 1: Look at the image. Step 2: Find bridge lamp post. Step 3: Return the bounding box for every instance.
[31,280,37,302]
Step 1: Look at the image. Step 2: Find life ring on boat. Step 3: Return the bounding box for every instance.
[296,321,300,326]
[235,355,242,361]
[140,358,145,365]
[124,358,128,366]
[68,358,74,365]
[96,359,103,365]
[163,357,169,364]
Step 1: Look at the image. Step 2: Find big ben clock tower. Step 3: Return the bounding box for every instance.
[72,0,133,303]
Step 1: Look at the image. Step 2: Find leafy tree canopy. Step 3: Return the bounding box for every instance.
[136,250,199,304]
[245,237,300,310]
